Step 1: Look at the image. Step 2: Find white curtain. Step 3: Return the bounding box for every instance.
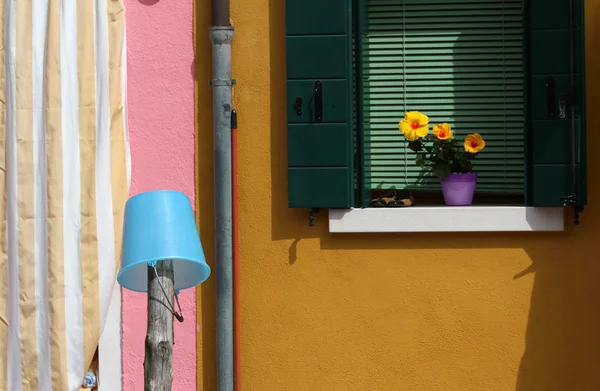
[0,0,130,390]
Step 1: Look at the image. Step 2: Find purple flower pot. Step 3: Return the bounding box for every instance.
[440,173,477,206]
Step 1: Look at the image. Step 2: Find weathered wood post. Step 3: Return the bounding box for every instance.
[116,190,211,391]
[144,261,174,391]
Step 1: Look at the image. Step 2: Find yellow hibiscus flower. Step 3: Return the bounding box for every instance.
[399,111,429,141]
[433,123,453,140]
[464,133,486,153]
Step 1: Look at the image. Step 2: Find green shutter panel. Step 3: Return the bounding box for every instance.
[526,0,586,207]
[286,0,354,209]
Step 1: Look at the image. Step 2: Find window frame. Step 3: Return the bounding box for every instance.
[328,0,569,233]
[354,0,527,208]
[284,0,586,226]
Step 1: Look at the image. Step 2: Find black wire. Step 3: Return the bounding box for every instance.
[153,265,184,323]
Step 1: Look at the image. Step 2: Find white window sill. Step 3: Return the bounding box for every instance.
[329,206,565,233]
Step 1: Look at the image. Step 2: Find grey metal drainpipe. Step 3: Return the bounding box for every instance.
[210,0,234,388]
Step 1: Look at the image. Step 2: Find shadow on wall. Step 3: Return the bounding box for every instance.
[514,5,600,390]
[268,0,314,242]
[269,0,600,390]
[515,237,600,390]
[195,0,218,390]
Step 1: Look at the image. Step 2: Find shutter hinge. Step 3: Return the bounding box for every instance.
[308,208,320,227]
[560,194,583,225]
[558,92,576,119]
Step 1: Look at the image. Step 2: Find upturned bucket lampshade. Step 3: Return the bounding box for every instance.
[117,190,211,292]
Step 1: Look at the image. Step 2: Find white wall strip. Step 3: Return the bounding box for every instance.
[98,2,129,389]
[60,0,84,389]
[94,0,115,341]
[98,283,123,391]
[5,0,22,389]
[32,0,52,388]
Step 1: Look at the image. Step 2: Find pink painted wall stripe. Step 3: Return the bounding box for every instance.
[122,0,197,389]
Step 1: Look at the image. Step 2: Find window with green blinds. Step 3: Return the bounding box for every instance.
[360,0,525,193]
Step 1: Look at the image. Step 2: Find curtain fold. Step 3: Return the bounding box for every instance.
[0,0,130,390]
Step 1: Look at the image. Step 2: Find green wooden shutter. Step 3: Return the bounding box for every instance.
[360,0,525,194]
[526,0,586,207]
[286,0,355,208]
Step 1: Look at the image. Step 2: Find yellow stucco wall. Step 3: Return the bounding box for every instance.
[195,1,600,390]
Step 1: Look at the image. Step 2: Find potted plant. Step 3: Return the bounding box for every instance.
[398,111,486,206]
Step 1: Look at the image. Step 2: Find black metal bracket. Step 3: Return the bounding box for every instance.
[558,93,570,119]
[308,208,320,226]
[314,81,323,122]
[573,206,583,225]
[560,194,583,225]
[561,194,576,206]
[208,79,236,87]
[295,81,323,121]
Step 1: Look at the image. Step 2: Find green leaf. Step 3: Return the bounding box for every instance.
[416,153,426,168]
[436,147,445,160]
[407,139,422,152]
[432,163,451,179]
[452,158,472,173]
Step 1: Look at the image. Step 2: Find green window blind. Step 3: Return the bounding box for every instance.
[360,0,525,193]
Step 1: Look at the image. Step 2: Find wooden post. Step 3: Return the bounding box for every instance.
[144,260,174,391]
